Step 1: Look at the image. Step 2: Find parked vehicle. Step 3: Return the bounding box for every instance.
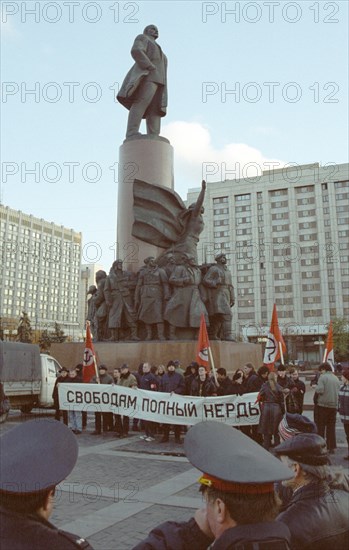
[0,341,62,420]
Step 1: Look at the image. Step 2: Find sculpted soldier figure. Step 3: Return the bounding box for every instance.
[163,253,176,278]
[104,260,139,341]
[86,285,97,340]
[117,24,167,139]
[164,254,209,340]
[94,270,108,342]
[134,257,170,341]
[203,253,235,341]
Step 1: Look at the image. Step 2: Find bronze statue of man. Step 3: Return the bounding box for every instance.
[104,260,139,341]
[117,24,167,139]
[86,285,97,340]
[164,253,209,340]
[94,270,108,342]
[203,253,235,341]
[134,256,170,341]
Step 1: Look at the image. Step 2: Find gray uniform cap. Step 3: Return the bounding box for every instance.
[184,421,293,485]
[0,419,78,494]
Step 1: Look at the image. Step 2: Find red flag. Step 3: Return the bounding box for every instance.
[196,314,210,371]
[323,321,335,371]
[83,322,98,382]
[263,304,286,371]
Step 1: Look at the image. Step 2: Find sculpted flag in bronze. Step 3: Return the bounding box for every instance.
[132,179,206,265]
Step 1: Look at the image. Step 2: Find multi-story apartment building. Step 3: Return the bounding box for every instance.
[187,163,349,361]
[0,205,82,338]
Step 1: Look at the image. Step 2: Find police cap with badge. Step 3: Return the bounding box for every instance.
[0,419,92,548]
[184,421,293,494]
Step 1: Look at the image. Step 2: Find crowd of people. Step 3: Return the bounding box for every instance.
[52,359,349,459]
[1,360,348,549]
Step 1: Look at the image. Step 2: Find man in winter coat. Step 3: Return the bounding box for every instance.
[338,367,349,459]
[134,422,293,550]
[159,361,185,443]
[216,367,234,396]
[275,433,349,550]
[242,362,261,393]
[91,365,113,435]
[52,367,69,424]
[115,363,137,437]
[315,362,341,452]
[190,366,217,397]
[139,362,159,441]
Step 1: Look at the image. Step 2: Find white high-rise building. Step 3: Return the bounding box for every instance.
[0,205,82,338]
[187,162,349,361]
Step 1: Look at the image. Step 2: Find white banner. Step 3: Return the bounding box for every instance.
[58,384,260,426]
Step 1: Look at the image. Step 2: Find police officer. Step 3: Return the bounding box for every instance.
[134,421,293,549]
[0,419,94,549]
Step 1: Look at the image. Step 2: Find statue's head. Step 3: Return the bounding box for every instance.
[87,285,97,296]
[185,254,196,267]
[95,270,107,284]
[112,259,123,271]
[166,253,176,265]
[144,256,156,267]
[215,253,227,264]
[188,202,205,214]
[144,25,158,39]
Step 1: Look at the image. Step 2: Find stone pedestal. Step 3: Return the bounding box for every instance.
[51,341,263,375]
[117,137,174,272]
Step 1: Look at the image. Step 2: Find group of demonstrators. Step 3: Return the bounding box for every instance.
[52,359,349,459]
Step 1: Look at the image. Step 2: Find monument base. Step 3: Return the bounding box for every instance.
[51,341,262,375]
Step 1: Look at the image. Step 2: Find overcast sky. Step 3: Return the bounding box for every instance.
[2,0,348,269]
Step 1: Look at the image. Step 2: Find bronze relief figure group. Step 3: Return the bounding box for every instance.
[87,251,235,343]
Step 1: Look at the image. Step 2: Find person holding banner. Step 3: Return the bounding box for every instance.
[139,362,159,441]
[159,361,185,443]
[91,365,114,435]
[190,366,217,397]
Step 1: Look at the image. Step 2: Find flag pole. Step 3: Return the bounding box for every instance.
[279,341,285,365]
[86,321,100,383]
[208,346,218,386]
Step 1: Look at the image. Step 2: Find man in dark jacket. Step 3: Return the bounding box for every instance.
[242,362,260,393]
[0,419,93,549]
[134,422,292,550]
[275,433,349,549]
[190,366,217,396]
[159,361,185,443]
[216,367,234,396]
[91,364,113,435]
[139,362,159,441]
[52,367,69,424]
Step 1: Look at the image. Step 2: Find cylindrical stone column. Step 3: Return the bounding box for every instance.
[117,137,174,272]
